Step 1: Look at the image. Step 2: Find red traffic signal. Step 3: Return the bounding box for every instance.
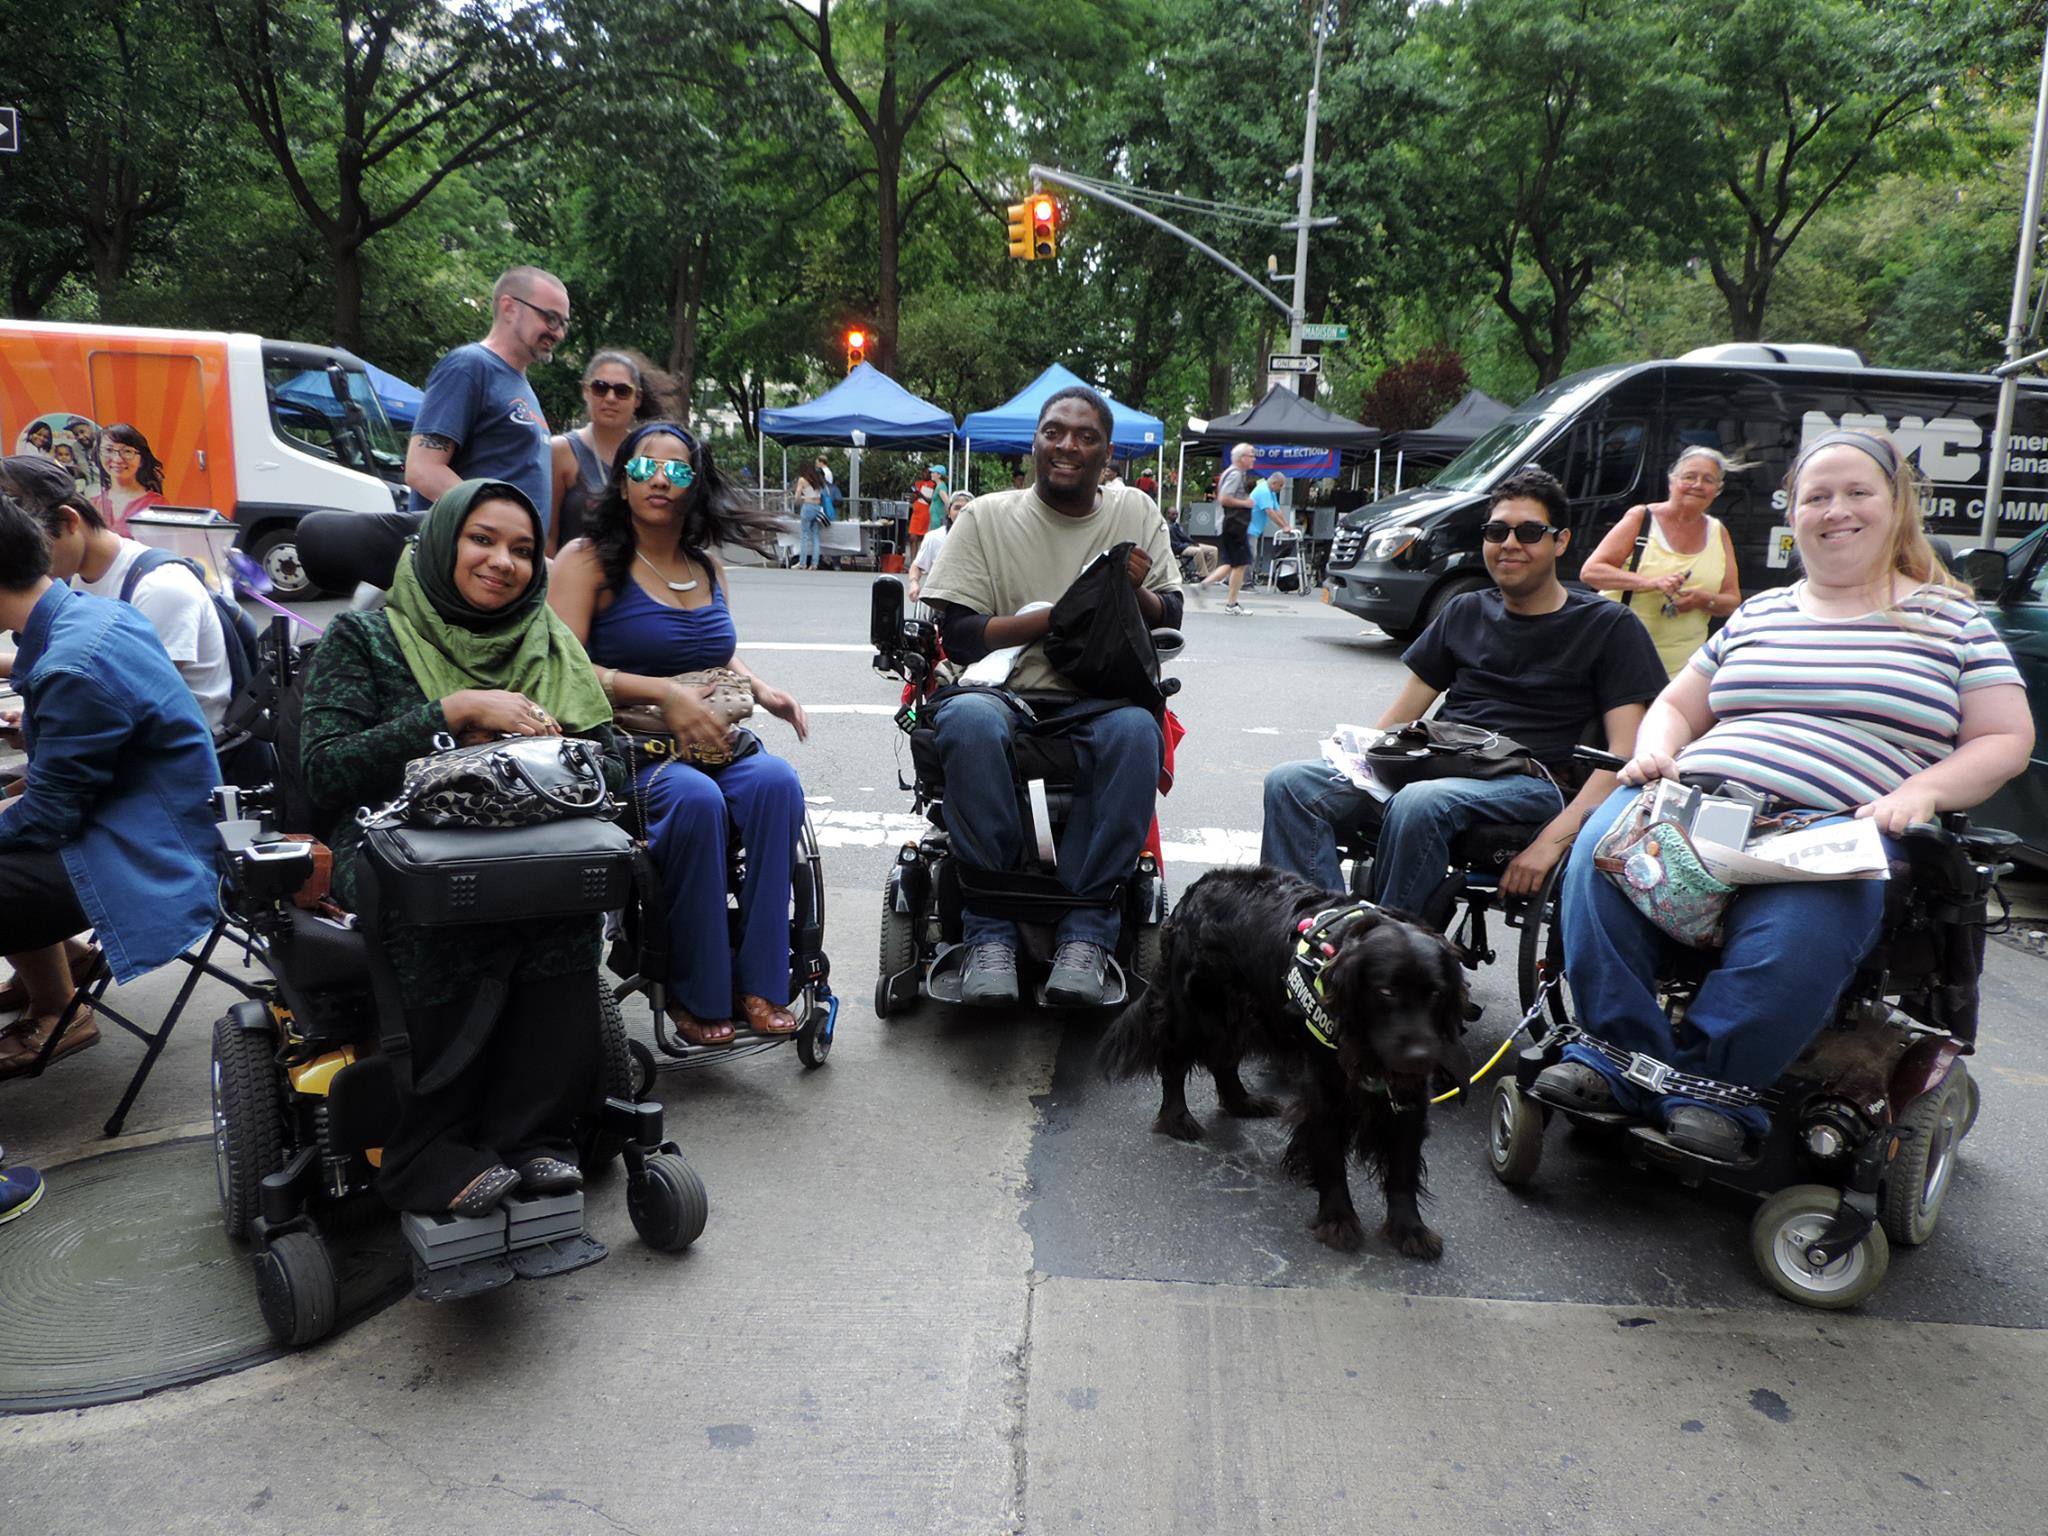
[845,328,867,371]
[1030,198,1058,260]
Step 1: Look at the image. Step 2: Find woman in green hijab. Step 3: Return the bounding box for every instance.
[300,480,626,1216]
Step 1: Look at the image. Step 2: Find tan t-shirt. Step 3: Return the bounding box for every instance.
[921,484,1181,692]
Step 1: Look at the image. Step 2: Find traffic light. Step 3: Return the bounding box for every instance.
[1006,202,1033,260]
[1031,196,1058,260]
[845,328,867,371]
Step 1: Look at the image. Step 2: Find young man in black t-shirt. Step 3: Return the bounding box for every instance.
[1260,468,1667,916]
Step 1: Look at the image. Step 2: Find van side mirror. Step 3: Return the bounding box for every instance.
[1954,547,2008,603]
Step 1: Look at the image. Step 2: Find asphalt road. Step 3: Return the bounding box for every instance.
[3,566,2046,1535]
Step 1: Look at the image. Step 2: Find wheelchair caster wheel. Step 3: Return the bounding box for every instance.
[1750,1185,1889,1309]
[629,1038,658,1100]
[796,995,836,1068]
[1487,1077,1544,1186]
[1882,1066,1971,1247]
[254,1231,340,1347]
[629,1151,708,1253]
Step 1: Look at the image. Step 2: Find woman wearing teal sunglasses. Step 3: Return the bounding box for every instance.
[550,422,808,1047]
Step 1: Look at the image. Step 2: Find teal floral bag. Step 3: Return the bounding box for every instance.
[1592,788,1737,948]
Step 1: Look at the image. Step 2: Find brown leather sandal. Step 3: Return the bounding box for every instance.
[0,1007,100,1080]
[739,995,800,1036]
[666,1001,736,1048]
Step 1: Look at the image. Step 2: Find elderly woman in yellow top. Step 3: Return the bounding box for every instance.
[1582,446,1743,676]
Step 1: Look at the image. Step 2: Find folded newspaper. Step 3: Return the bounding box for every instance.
[1695,815,1891,884]
[1319,725,1395,803]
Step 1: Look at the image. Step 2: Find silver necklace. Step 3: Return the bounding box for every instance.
[636,549,699,593]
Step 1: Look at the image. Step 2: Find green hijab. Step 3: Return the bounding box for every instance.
[384,479,613,733]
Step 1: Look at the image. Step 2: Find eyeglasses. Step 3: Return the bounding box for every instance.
[1481,520,1563,544]
[507,294,570,334]
[587,379,637,399]
[101,446,140,463]
[623,456,695,487]
[1673,473,1722,488]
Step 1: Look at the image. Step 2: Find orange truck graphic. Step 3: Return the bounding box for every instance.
[0,320,405,595]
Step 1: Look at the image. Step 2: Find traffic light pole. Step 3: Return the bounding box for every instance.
[1027,164,1295,324]
[1286,6,1332,370]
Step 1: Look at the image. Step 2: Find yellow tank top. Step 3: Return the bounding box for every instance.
[1603,511,1727,677]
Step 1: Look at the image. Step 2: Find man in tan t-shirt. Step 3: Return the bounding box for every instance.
[920,387,1183,1005]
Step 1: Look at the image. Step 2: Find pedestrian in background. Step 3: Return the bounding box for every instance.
[910,490,970,602]
[406,264,567,537]
[1200,441,1258,613]
[1580,445,1742,677]
[794,461,831,570]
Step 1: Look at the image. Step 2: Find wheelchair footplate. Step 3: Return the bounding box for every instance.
[1623,1124,1767,1173]
[402,1191,605,1300]
[925,943,1131,1010]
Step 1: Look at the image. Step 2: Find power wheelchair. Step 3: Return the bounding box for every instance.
[867,578,1178,1015]
[208,617,708,1347]
[1485,748,2017,1309]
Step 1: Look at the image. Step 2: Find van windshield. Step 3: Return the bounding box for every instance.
[263,362,406,480]
[1430,415,1551,491]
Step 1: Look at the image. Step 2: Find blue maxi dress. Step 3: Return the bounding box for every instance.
[586,577,804,1015]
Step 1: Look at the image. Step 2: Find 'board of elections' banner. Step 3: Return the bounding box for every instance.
[1250,446,1339,478]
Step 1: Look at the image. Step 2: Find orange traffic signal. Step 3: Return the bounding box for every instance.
[1031,197,1058,260]
[845,328,867,371]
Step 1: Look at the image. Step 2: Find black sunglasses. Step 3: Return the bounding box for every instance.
[587,379,637,399]
[1481,520,1563,545]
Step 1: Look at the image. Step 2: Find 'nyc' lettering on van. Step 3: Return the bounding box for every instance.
[1799,411,1983,482]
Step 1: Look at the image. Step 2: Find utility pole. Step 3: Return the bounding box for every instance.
[1981,17,2048,545]
[1285,2,1334,390]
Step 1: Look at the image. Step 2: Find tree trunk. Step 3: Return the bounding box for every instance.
[331,239,366,353]
[1207,326,1235,418]
[875,137,902,375]
[669,229,710,422]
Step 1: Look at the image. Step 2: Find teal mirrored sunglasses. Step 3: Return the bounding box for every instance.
[623,456,695,487]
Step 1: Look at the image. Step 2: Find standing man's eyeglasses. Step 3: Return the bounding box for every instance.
[508,294,570,335]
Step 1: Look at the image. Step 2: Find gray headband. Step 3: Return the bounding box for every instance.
[1800,429,1900,480]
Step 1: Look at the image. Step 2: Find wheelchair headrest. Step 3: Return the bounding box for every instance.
[295,508,421,596]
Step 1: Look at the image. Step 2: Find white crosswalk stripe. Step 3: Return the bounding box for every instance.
[807,808,1263,869]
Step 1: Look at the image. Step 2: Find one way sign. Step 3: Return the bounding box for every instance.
[0,109,18,154]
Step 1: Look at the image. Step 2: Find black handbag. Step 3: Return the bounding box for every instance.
[358,733,614,830]
[1364,719,1546,791]
[1042,541,1169,714]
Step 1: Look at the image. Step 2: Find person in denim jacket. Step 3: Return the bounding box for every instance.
[0,493,219,1076]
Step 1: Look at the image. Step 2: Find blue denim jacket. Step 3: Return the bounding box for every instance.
[1,584,220,981]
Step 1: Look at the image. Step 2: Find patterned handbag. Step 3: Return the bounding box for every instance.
[612,666,754,767]
[1591,787,1737,948]
[358,733,615,830]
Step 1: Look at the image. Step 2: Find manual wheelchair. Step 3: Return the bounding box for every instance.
[207,619,707,1347]
[1485,748,2016,1309]
[867,577,1178,1015]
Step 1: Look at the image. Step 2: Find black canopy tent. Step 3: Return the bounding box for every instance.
[1176,387,1382,525]
[1378,389,1512,493]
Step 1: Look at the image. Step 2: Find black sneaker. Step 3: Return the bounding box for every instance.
[517,1156,584,1195]
[1664,1105,1747,1162]
[1044,941,1111,1006]
[960,942,1020,1005]
[1530,1061,1617,1111]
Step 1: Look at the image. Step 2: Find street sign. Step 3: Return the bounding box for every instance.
[1299,322,1348,342]
[1267,353,1321,374]
[0,109,18,155]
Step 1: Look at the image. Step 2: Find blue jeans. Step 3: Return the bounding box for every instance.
[932,690,1163,949]
[1260,759,1564,917]
[798,508,829,568]
[1559,786,1891,1133]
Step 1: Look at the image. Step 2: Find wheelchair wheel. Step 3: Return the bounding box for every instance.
[578,983,636,1174]
[1882,1065,1971,1247]
[1750,1185,1890,1309]
[1515,865,1571,1030]
[254,1231,340,1348]
[1961,1072,1982,1138]
[796,994,836,1068]
[212,1007,286,1245]
[876,876,918,1020]
[629,1151,709,1253]
[1486,1077,1545,1186]
[629,1037,658,1100]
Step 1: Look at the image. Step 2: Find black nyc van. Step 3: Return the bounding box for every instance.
[1323,345,2048,641]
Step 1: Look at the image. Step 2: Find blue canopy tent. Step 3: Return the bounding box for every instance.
[757,363,958,537]
[958,365,1166,485]
[273,360,424,431]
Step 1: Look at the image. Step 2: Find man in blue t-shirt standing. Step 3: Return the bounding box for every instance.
[404,265,567,534]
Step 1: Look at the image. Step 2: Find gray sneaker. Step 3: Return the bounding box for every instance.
[1044,941,1111,1006]
[960,942,1020,1005]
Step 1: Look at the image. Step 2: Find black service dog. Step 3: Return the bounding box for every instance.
[1101,866,1469,1258]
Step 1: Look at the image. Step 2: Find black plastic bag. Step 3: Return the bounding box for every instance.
[1042,541,1166,714]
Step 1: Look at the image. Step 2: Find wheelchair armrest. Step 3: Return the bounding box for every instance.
[217,824,316,904]
[1151,628,1185,662]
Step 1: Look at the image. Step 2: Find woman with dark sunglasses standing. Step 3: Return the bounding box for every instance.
[550,422,809,1047]
[548,349,678,554]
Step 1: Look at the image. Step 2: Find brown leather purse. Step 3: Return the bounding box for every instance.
[613,667,754,767]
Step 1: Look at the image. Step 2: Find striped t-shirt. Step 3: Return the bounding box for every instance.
[1677,583,2022,812]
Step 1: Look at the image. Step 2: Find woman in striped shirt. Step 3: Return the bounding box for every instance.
[1535,430,2033,1162]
